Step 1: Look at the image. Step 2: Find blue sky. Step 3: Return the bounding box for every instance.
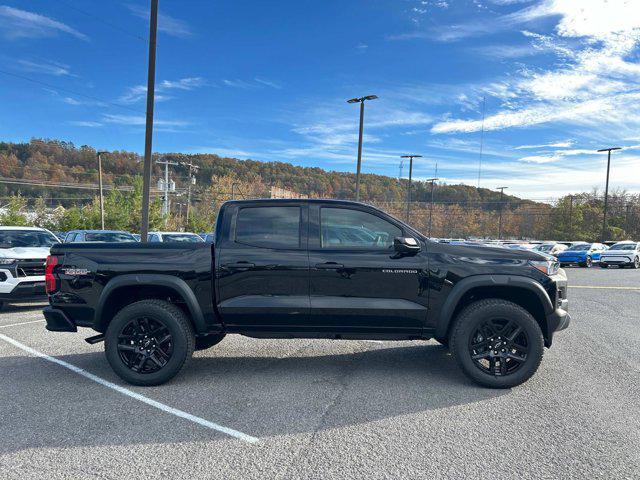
[1,0,640,199]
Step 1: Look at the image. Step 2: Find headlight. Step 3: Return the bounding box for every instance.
[529,259,559,276]
[0,258,17,265]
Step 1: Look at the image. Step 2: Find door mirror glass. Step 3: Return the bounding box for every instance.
[394,237,421,254]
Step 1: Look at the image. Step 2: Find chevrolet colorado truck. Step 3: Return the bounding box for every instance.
[0,226,59,310]
[43,199,570,388]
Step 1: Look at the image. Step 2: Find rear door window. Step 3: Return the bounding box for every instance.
[235,206,301,249]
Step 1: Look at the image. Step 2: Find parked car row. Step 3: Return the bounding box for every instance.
[436,238,639,269]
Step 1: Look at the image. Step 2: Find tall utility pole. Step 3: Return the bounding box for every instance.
[156,158,178,223]
[181,161,199,227]
[401,155,423,223]
[347,95,378,201]
[425,177,438,238]
[140,0,159,242]
[496,186,508,239]
[568,195,574,239]
[597,147,621,242]
[96,151,107,230]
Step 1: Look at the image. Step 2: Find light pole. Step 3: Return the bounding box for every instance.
[96,151,107,230]
[496,186,508,239]
[347,95,378,201]
[140,0,159,242]
[401,155,423,223]
[425,177,438,238]
[597,147,621,241]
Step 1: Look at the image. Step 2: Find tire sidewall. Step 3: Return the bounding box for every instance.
[451,301,544,389]
[105,301,192,386]
[585,256,592,268]
[635,256,639,269]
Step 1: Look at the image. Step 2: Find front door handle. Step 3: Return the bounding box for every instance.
[315,262,344,269]
[223,261,255,269]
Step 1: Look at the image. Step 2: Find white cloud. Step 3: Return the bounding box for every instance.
[515,140,573,149]
[119,77,206,103]
[432,1,640,135]
[0,6,87,41]
[254,77,282,89]
[102,114,189,127]
[67,120,102,128]
[17,59,73,77]
[127,4,192,38]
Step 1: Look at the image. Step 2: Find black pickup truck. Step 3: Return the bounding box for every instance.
[43,199,570,388]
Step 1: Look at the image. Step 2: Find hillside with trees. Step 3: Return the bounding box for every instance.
[0,139,638,241]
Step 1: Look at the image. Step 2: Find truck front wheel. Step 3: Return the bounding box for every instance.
[450,299,544,389]
[105,299,195,386]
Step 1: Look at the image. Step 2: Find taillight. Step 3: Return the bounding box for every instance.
[45,255,60,294]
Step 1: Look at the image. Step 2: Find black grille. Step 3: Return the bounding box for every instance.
[16,259,46,277]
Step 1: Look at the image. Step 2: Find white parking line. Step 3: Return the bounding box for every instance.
[0,319,45,329]
[0,333,259,444]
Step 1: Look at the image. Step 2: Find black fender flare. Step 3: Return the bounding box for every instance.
[435,274,553,340]
[95,274,207,333]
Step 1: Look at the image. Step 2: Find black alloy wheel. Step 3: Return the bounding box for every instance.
[635,257,640,269]
[105,299,195,386]
[117,317,173,374]
[450,299,544,389]
[468,318,529,377]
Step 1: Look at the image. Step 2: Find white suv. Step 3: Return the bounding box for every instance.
[0,226,60,309]
[600,241,640,269]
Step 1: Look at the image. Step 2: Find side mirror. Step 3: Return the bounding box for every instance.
[394,237,421,254]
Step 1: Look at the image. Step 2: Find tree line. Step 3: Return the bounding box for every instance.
[0,139,638,241]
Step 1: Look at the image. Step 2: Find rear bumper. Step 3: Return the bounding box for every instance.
[43,306,77,332]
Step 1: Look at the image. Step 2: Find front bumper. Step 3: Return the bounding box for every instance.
[545,272,570,347]
[43,307,77,332]
[600,256,634,266]
[0,270,47,302]
[557,255,587,265]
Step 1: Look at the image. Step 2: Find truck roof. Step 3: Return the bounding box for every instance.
[223,198,370,207]
[0,226,49,231]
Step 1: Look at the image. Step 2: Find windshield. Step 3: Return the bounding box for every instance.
[569,244,590,251]
[84,232,136,242]
[609,243,637,250]
[161,234,203,243]
[0,230,59,248]
[535,244,553,252]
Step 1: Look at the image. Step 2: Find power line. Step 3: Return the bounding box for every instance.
[0,69,143,114]
[52,0,147,42]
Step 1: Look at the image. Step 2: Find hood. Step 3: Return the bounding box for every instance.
[558,249,586,255]
[603,250,633,256]
[0,246,51,260]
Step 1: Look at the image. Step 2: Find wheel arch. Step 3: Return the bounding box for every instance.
[436,275,553,345]
[94,274,206,333]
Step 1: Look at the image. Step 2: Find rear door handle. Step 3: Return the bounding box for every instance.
[223,261,255,269]
[315,262,344,269]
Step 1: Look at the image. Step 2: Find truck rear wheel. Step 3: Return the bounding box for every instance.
[105,299,195,386]
[450,299,544,389]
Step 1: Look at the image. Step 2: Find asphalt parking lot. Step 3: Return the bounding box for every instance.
[1,268,639,479]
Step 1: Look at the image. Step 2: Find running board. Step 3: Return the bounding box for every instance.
[85,334,105,345]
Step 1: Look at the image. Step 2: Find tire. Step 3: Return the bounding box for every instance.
[195,333,225,351]
[634,257,640,269]
[0,301,4,311]
[105,299,195,386]
[581,256,593,268]
[600,263,608,268]
[449,299,544,389]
